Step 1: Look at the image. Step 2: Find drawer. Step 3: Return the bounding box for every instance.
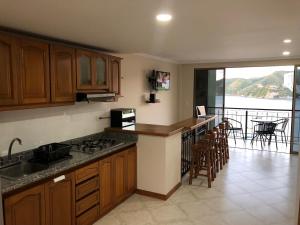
[76,204,99,225]
[76,191,99,216]
[75,162,99,184]
[76,176,99,200]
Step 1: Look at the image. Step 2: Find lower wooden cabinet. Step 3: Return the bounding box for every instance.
[127,147,137,193]
[113,150,128,203]
[45,173,75,225]
[76,204,99,225]
[99,146,137,215]
[4,184,46,225]
[3,145,137,225]
[99,156,114,215]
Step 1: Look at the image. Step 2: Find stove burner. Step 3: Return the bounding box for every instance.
[71,138,123,154]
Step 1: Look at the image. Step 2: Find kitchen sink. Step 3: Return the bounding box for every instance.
[0,162,49,180]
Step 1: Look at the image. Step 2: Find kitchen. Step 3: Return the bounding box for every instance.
[1,1,300,225]
[0,28,190,225]
[0,26,218,225]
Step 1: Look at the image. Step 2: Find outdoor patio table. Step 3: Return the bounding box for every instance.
[250,119,278,147]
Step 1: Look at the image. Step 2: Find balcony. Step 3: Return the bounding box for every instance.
[208,107,297,154]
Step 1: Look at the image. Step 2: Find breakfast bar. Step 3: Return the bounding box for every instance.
[107,115,217,199]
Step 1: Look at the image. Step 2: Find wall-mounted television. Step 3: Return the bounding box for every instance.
[149,70,170,90]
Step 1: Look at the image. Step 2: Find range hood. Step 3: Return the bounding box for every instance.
[76,92,116,102]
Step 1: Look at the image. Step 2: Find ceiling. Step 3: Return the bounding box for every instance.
[0,0,300,63]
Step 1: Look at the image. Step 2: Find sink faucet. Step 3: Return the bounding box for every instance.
[8,138,22,161]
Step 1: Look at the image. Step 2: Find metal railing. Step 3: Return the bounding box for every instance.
[181,126,206,177]
[207,107,300,144]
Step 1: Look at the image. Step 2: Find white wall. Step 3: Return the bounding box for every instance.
[0,54,179,155]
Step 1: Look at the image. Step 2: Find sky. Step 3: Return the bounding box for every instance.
[225,66,294,79]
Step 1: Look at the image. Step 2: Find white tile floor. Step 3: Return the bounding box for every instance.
[228,137,291,154]
[94,148,299,225]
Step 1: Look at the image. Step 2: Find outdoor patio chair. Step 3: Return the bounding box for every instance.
[274,118,289,146]
[223,117,245,144]
[251,122,278,149]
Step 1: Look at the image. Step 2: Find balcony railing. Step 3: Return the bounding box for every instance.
[207,107,299,144]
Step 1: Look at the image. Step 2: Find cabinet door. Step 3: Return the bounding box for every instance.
[76,50,93,90]
[110,56,121,95]
[94,54,109,90]
[99,157,114,215]
[50,45,76,103]
[113,150,127,203]
[19,38,50,104]
[0,33,19,106]
[4,184,46,225]
[127,146,137,193]
[45,173,75,225]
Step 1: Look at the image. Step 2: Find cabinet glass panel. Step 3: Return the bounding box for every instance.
[95,57,106,86]
[79,56,92,85]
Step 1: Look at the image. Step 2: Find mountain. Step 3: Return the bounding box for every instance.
[222,71,293,99]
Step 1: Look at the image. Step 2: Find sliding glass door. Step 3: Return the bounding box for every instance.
[194,68,225,124]
[291,66,300,153]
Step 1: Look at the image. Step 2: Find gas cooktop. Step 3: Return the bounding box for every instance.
[71,137,124,154]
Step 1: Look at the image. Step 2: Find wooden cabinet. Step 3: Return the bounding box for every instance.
[0,30,123,111]
[99,146,137,215]
[109,56,122,96]
[76,192,99,216]
[3,145,136,225]
[4,184,46,225]
[127,146,137,193]
[76,176,99,200]
[76,50,109,91]
[18,38,50,104]
[75,162,99,184]
[76,205,99,225]
[50,45,76,103]
[0,32,19,106]
[99,157,114,215]
[94,54,109,90]
[74,162,100,225]
[45,173,75,225]
[113,150,127,203]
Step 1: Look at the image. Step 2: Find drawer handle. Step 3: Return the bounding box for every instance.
[53,175,66,183]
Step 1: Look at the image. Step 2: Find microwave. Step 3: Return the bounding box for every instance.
[110,108,136,128]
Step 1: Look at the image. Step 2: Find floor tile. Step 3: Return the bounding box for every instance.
[93,148,298,225]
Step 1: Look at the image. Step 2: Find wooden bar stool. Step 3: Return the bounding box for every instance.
[219,122,229,163]
[212,127,223,172]
[189,132,215,188]
[206,130,217,179]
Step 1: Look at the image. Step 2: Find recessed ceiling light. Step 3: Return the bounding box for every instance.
[282,51,290,56]
[156,14,172,22]
[283,39,292,44]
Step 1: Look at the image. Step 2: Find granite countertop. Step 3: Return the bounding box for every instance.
[106,115,217,137]
[1,132,137,195]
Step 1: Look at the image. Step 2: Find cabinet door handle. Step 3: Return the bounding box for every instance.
[53,175,66,183]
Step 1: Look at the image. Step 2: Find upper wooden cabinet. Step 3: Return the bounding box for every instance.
[76,50,109,91]
[18,38,50,105]
[109,56,122,96]
[0,33,19,106]
[4,184,46,225]
[50,45,76,103]
[0,30,123,111]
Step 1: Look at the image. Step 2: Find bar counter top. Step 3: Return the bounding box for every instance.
[106,115,217,137]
